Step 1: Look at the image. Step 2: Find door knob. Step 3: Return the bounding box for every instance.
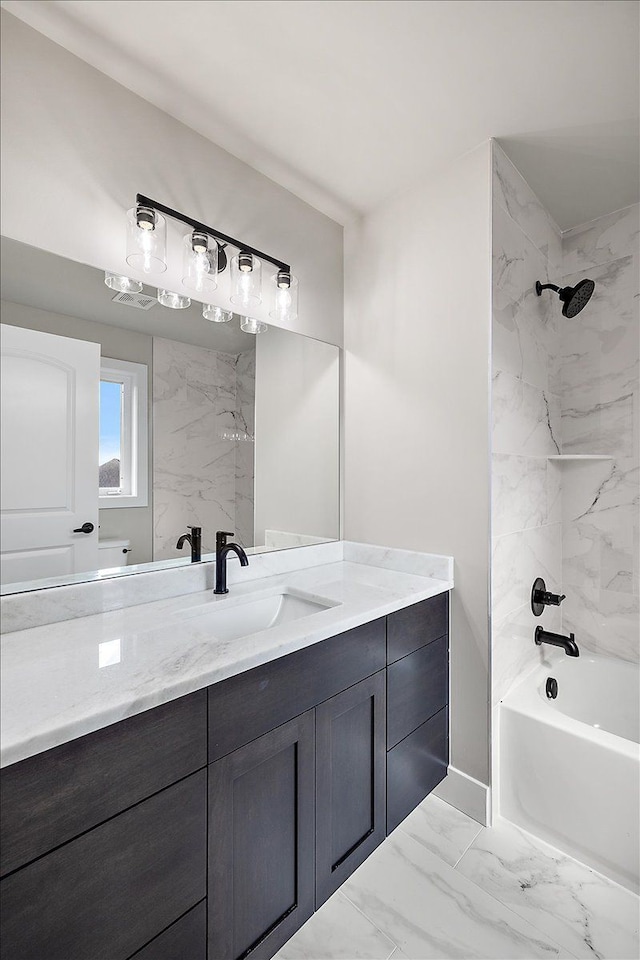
[73,522,95,534]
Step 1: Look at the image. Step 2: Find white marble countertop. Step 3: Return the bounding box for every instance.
[1,547,453,768]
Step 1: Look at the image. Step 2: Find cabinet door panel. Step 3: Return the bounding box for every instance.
[129,902,206,960]
[0,770,207,960]
[208,618,386,762]
[0,689,207,877]
[387,707,448,834]
[209,711,315,960]
[387,634,448,749]
[387,593,449,664]
[316,672,386,906]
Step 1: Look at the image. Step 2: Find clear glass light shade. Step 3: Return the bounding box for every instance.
[269,272,298,322]
[126,207,167,274]
[203,304,232,323]
[182,231,218,294]
[230,253,262,307]
[157,289,191,310]
[240,316,267,335]
[104,272,142,294]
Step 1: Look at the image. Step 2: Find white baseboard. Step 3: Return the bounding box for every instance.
[433,766,491,826]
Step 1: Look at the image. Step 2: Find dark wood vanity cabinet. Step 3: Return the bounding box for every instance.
[315,671,386,906]
[0,593,449,960]
[209,710,316,960]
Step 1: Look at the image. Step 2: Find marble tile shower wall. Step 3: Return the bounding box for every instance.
[491,144,563,704]
[560,204,639,662]
[153,338,255,560]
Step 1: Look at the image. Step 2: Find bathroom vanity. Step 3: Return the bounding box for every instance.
[0,544,452,960]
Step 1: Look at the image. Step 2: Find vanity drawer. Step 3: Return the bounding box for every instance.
[0,769,207,960]
[129,901,207,960]
[386,707,448,834]
[0,689,207,877]
[208,618,386,761]
[387,634,448,749]
[387,593,449,664]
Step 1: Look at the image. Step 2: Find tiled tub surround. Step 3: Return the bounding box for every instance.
[559,204,639,663]
[0,541,453,767]
[491,148,640,715]
[152,337,256,560]
[491,143,564,707]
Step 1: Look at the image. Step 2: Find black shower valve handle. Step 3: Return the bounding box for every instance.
[531,577,566,617]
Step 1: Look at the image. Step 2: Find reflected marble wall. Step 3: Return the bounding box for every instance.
[153,338,255,560]
[560,205,639,662]
[491,143,563,705]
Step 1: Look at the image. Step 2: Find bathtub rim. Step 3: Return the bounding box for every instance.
[501,653,639,759]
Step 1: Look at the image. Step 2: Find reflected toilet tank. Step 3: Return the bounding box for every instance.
[98,539,131,569]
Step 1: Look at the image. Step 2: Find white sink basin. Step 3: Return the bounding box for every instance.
[175,589,337,642]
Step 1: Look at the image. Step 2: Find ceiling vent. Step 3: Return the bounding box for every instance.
[111,290,157,311]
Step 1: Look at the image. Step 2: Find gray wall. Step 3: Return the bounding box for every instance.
[0,9,343,347]
[344,143,492,793]
[1,300,154,563]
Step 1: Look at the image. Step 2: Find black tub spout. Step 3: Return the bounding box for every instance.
[535,625,579,657]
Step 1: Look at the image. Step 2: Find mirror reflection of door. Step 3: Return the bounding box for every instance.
[0,324,100,586]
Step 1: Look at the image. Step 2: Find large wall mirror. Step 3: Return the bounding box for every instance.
[0,237,340,594]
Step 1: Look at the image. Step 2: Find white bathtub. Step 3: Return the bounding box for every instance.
[500,653,640,892]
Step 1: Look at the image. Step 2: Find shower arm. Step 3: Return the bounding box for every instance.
[535,281,560,295]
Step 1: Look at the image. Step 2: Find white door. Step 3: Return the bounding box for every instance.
[1,324,100,586]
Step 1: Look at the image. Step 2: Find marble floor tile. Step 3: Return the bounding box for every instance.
[456,818,640,960]
[274,892,397,960]
[396,794,483,867]
[341,828,565,959]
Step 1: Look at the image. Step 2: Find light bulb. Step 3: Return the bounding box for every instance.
[126,208,167,274]
[158,289,191,310]
[203,304,232,323]
[269,271,298,322]
[231,253,262,306]
[241,316,267,335]
[104,272,142,294]
[183,230,217,293]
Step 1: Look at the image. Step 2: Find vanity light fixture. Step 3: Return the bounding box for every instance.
[269,269,298,323]
[126,194,294,324]
[240,317,268,335]
[104,272,143,294]
[157,289,191,310]
[203,304,232,323]
[230,251,262,307]
[126,205,167,274]
[182,230,218,294]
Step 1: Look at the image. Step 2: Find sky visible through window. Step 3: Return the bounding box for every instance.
[99,380,122,466]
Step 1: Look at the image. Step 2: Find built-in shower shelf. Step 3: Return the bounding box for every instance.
[547,455,613,461]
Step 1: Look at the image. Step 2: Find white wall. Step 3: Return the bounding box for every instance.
[344,143,492,792]
[254,327,340,546]
[0,10,343,347]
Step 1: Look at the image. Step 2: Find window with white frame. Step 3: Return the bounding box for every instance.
[99,358,148,508]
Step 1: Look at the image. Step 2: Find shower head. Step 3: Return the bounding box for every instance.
[535,278,595,318]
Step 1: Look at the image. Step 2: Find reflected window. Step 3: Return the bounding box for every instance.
[99,379,123,490]
[98,358,148,508]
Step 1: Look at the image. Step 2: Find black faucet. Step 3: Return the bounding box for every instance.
[535,625,579,657]
[214,531,249,594]
[176,526,202,563]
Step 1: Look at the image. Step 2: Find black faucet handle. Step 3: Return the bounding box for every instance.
[188,525,202,534]
[216,530,235,549]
